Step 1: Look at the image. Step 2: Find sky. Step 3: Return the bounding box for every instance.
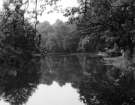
[0,0,79,24]
[38,0,79,24]
[0,1,3,9]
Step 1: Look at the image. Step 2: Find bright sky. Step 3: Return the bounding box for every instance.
[0,0,79,24]
[38,0,79,24]
[0,1,3,9]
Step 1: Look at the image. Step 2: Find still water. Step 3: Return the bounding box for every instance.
[0,54,135,105]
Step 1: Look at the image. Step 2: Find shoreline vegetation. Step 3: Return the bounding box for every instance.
[0,0,135,72]
[44,51,135,71]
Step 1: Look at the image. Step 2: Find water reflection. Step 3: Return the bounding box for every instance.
[0,54,135,105]
[41,54,135,105]
[78,67,135,105]
[0,57,41,105]
[27,82,84,105]
[40,55,84,87]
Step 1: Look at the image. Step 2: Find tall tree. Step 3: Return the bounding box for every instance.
[0,0,41,56]
[66,0,135,57]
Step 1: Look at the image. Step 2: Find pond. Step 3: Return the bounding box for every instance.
[0,54,135,105]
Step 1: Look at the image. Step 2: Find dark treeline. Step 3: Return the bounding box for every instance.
[0,0,41,55]
[1,0,135,58]
[64,0,135,58]
[0,0,42,67]
[37,0,135,59]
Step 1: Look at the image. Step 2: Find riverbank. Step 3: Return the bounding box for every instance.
[36,51,134,71]
[103,55,135,71]
[46,52,98,56]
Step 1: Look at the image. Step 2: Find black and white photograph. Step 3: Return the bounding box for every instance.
[0,0,135,105]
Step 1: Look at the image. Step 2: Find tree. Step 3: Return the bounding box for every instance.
[0,0,41,57]
[37,20,78,53]
[64,0,111,52]
[65,0,135,58]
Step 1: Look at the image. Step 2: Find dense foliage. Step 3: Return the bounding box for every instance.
[63,0,135,57]
[1,0,135,55]
[0,0,41,56]
[37,20,80,53]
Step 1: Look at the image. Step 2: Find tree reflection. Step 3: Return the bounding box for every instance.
[0,57,41,105]
[41,54,106,87]
[41,55,84,86]
[78,66,135,105]
[41,54,135,105]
